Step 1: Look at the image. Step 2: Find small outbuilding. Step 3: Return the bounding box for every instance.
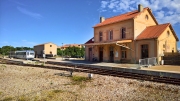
[34,42,57,58]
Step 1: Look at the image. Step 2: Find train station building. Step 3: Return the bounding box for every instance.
[84,4,179,64]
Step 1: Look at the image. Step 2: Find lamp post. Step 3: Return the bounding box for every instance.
[62,43,63,60]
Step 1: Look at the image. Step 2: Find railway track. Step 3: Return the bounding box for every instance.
[0,59,180,85]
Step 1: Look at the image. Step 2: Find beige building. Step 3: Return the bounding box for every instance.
[34,42,57,58]
[85,4,179,64]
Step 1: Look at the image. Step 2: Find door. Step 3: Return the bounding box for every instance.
[109,47,114,62]
[141,44,148,59]
[89,48,92,61]
[99,47,103,62]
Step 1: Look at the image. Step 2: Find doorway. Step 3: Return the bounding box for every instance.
[141,44,148,59]
[99,47,103,62]
[109,46,114,62]
[89,48,92,61]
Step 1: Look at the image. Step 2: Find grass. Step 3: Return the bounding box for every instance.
[34,61,39,65]
[0,64,6,68]
[53,90,64,93]
[17,96,29,101]
[0,91,2,95]
[70,75,92,88]
[2,96,13,101]
[41,63,45,66]
[71,75,89,83]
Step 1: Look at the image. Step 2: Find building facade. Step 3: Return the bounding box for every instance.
[34,42,57,58]
[85,4,179,64]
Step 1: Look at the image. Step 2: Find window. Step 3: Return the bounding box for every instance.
[145,15,148,20]
[50,51,52,54]
[109,30,113,40]
[50,45,52,47]
[121,27,126,39]
[121,47,126,58]
[30,53,34,55]
[163,44,165,48]
[167,31,170,37]
[99,31,103,41]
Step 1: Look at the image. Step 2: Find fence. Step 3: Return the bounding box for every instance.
[139,57,157,67]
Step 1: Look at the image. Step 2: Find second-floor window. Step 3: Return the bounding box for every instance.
[121,27,126,39]
[109,30,113,40]
[99,31,103,41]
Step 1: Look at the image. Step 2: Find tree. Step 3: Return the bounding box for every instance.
[80,46,85,58]
[62,46,85,58]
[0,46,15,55]
[57,48,63,56]
[0,45,33,55]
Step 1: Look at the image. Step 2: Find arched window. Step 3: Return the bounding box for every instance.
[121,27,126,39]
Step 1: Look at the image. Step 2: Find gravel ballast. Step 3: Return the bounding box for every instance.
[0,64,179,101]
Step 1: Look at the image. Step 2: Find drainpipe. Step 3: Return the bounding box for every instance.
[116,42,134,51]
[116,41,135,63]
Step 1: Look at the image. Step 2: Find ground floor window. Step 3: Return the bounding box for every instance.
[121,47,126,58]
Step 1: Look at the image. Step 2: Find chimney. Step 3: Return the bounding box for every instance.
[138,4,143,12]
[100,17,105,23]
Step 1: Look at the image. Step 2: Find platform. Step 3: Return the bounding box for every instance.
[1,58,180,79]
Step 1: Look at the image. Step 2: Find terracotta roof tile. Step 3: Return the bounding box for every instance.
[85,37,94,44]
[136,23,170,40]
[93,8,148,28]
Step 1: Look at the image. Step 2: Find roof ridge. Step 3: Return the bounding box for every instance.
[105,7,149,20]
[94,7,149,28]
[105,10,138,20]
[147,23,170,28]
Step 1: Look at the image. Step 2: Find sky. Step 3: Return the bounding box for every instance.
[0,0,180,49]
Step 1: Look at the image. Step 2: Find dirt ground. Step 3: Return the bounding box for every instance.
[0,64,180,101]
[145,65,180,73]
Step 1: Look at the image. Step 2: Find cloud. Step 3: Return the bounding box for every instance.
[17,6,42,19]
[101,1,109,8]
[100,0,180,25]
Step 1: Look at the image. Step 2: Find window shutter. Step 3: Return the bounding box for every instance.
[106,31,108,40]
[124,28,126,38]
[121,28,123,39]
